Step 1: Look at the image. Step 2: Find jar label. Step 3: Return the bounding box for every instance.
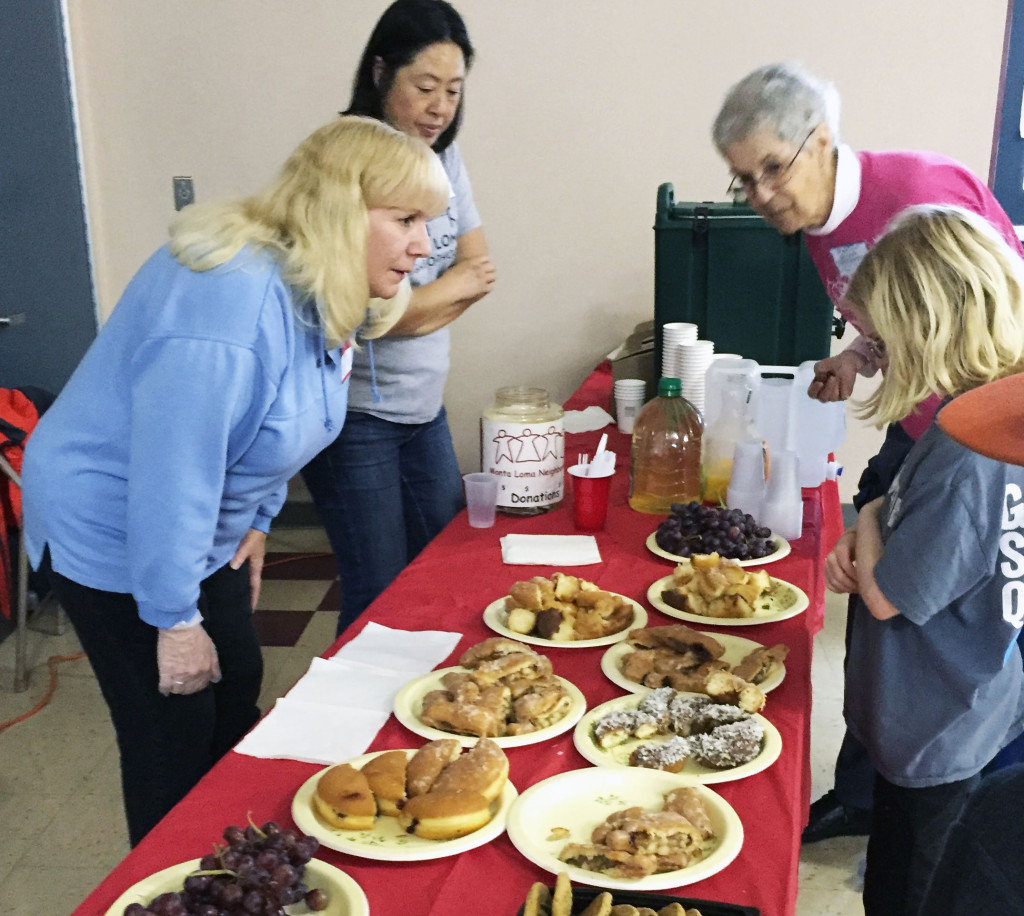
[482,417,564,508]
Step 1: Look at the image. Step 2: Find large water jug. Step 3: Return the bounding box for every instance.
[705,359,845,488]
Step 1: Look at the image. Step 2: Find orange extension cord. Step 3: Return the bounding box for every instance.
[0,551,333,734]
[0,652,86,734]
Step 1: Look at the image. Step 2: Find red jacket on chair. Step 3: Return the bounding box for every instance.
[1,388,41,619]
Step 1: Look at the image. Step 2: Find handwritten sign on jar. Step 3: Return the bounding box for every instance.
[481,387,564,514]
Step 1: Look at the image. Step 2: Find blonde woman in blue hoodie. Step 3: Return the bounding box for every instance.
[22,116,449,846]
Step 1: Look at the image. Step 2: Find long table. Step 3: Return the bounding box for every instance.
[72,362,843,916]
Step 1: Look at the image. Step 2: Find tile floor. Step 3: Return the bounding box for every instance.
[0,518,867,916]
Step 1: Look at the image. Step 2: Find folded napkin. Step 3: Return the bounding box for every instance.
[500,533,603,565]
[563,405,614,433]
[234,622,461,765]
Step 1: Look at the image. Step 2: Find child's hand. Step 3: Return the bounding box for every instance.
[825,529,858,593]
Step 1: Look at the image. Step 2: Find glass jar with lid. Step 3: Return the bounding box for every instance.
[481,386,564,514]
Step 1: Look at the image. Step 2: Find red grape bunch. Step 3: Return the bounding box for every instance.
[655,501,775,561]
[122,820,329,916]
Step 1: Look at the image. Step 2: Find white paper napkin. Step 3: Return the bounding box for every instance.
[500,533,603,565]
[563,406,614,433]
[234,622,461,764]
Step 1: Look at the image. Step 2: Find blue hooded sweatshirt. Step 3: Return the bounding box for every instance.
[22,245,349,628]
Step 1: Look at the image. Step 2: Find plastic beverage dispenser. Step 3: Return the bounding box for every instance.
[705,359,845,489]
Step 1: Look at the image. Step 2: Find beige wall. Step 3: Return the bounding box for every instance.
[65,1,1010,474]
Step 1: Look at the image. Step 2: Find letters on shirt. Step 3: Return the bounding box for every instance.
[1000,483,1024,628]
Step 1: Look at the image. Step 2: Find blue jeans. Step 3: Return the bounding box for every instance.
[301,407,464,635]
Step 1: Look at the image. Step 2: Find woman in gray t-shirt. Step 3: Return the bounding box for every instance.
[302,0,496,635]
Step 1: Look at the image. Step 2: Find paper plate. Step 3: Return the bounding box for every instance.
[104,856,368,916]
[482,594,647,648]
[394,667,587,748]
[601,634,786,695]
[506,767,743,891]
[646,531,790,567]
[647,574,808,627]
[291,749,517,862]
[573,694,782,784]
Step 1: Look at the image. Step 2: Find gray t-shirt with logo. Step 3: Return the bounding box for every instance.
[844,419,1024,788]
[347,142,481,423]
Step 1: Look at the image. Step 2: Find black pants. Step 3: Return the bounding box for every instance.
[917,763,1024,916]
[51,560,263,846]
[864,772,978,916]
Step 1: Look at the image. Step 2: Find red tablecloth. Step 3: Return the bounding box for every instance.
[72,361,843,916]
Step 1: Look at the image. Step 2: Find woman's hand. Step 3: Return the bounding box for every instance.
[807,349,866,402]
[231,528,267,610]
[445,254,496,304]
[157,625,221,695]
[824,529,859,594]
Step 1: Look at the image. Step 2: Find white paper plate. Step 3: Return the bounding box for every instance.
[646,574,808,627]
[393,667,587,748]
[482,594,647,648]
[290,749,517,862]
[573,694,781,784]
[506,768,743,891]
[646,531,791,567]
[104,856,368,916]
[600,634,786,696]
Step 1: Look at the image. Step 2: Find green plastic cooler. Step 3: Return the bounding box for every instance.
[654,183,836,372]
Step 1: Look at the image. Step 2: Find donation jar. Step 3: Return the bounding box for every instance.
[481,386,564,515]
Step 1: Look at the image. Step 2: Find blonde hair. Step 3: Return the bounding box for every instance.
[169,116,450,345]
[846,204,1024,426]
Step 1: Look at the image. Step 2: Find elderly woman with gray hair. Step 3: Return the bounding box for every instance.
[712,62,1024,844]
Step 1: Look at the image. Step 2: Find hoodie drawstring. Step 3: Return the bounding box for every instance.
[366,339,383,403]
[316,327,334,432]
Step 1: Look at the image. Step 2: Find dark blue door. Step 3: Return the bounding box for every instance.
[0,0,96,393]
[993,0,1024,223]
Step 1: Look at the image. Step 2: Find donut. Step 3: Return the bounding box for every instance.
[406,738,462,797]
[690,718,765,769]
[359,750,408,817]
[458,636,531,668]
[312,763,376,830]
[470,651,552,687]
[429,737,509,802]
[662,787,714,839]
[397,789,493,840]
[629,736,693,773]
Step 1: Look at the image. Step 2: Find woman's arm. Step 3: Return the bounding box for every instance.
[854,497,902,620]
[385,227,495,336]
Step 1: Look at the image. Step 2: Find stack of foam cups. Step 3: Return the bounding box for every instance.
[613,378,647,434]
[761,450,803,539]
[677,339,715,413]
[661,322,698,379]
[726,437,766,522]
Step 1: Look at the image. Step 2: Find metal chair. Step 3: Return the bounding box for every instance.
[0,450,30,691]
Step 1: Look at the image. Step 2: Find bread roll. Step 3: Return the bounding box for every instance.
[406,738,462,797]
[397,789,493,839]
[312,763,376,830]
[360,749,408,817]
[429,737,509,802]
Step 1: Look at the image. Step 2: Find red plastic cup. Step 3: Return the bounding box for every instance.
[568,465,613,532]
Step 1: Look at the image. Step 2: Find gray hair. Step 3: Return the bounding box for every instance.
[712,62,841,153]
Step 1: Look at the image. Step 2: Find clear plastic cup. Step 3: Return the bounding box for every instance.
[462,472,500,528]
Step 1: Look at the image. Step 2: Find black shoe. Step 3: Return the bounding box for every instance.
[801,790,872,843]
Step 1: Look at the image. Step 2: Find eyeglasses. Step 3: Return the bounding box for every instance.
[727,128,816,197]
[865,335,887,362]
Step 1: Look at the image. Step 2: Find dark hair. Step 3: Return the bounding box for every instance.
[345,0,474,153]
